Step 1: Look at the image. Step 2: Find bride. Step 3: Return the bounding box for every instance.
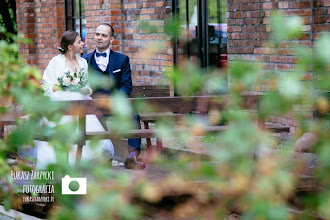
[34,31,114,169]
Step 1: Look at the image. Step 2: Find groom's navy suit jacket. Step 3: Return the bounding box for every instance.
[82,50,141,150]
[82,49,133,97]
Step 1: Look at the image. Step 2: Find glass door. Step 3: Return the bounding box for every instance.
[175,0,227,69]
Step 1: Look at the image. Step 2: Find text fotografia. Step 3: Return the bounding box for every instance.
[11,170,54,180]
[23,196,55,203]
[23,185,54,194]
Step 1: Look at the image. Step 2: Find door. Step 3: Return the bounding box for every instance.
[174,0,227,69]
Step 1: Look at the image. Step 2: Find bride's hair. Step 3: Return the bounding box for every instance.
[58,31,79,54]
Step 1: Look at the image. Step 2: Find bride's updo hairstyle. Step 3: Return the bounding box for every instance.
[58,31,79,54]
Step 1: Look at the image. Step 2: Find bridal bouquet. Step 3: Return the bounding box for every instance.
[57,69,88,92]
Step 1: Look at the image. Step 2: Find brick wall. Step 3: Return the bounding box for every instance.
[17,0,65,71]
[34,0,65,70]
[227,0,329,77]
[85,0,172,85]
[227,0,329,128]
[313,0,330,35]
[16,0,36,65]
[17,0,328,86]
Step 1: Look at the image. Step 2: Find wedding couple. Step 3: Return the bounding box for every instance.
[38,23,145,170]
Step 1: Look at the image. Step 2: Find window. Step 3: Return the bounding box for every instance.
[65,0,86,53]
[175,0,227,69]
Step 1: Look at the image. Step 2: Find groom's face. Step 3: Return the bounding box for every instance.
[95,25,114,52]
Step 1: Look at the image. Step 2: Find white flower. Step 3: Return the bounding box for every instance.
[72,78,80,85]
[63,76,71,86]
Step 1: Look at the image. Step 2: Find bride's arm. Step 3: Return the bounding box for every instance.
[80,59,92,96]
[42,57,60,94]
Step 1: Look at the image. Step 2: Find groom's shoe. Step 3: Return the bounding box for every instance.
[124,156,146,170]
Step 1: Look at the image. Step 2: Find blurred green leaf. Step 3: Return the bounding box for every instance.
[107,92,134,135]
[88,69,113,91]
[278,73,302,99]
[229,60,261,92]
[271,11,303,42]
[164,17,182,38]
[316,33,330,64]
[167,62,206,96]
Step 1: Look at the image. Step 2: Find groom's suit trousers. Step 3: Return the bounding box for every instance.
[96,114,142,151]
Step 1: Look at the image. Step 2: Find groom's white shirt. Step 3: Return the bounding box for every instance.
[94,48,110,72]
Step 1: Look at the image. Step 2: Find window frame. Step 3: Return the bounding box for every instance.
[65,0,85,41]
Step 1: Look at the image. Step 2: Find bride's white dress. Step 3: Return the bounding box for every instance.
[34,91,114,169]
[18,54,114,169]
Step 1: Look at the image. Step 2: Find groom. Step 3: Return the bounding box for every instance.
[82,23,145,170]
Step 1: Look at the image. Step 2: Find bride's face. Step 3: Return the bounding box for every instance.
[70,36,84,54]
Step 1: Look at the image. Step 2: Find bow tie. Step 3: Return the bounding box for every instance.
[96,52,107,57]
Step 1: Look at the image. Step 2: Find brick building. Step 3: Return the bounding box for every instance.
[15,0,329,130]
[227,0,329,73]
[16,0,329,87]
[17,0,172,85]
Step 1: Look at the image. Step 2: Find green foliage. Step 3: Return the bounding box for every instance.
[178,0,226,24]
[229,60,262,93]
[271,11,303,44]
[107,92,134,135]
[164,17,182,39]
[0,11,329,220]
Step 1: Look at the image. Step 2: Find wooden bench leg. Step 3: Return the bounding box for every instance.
[76,145,83,163]
[144,121,152,151]
[156,139,163,153]
[76,115,86,164]
[0,122,4,139]
[143,139,162,164]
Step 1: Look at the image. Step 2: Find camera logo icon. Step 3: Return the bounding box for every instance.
[61,175,87,195]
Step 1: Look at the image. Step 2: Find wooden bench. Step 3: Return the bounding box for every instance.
[130,85,171,98]
[54,94,289,161]
[1,93,290,161]
[130,85,184,149]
